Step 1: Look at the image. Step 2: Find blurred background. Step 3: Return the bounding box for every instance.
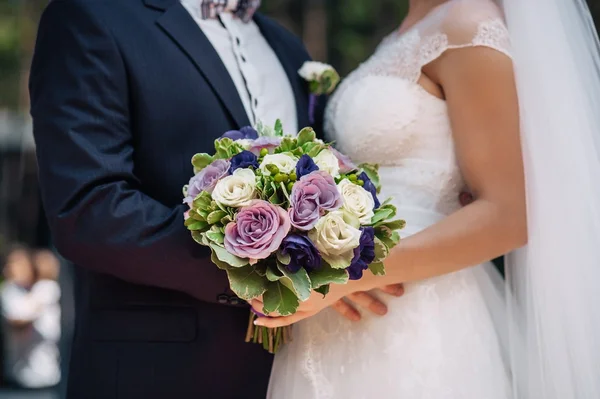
[0,0,599,398]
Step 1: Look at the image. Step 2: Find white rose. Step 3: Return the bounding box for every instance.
[259,153,298,176]
[313,149,340,177]
[298,61,334,81]
[338,179,375,224]
[309,210,362,269]
[212,168,256,208]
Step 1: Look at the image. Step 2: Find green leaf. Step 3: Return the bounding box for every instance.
[309,80,321,94]
[205,230,225,245]
[373,237,389,262]
[276,251,291,266]
[210,250,232,271]
[210,244,248,268]
[186,221,209,231]
[191,231,205,245]
[321,69,341,95]
[314,284,330,297]
[371,208,394,225]
[375,219,406,230]
[192,192,212,210]
[266,265,284,282]
[368,262,386,276]
[309,263,349,289]
[207,210,228,225]
[274,119,284,137]
[214,138,241,159]
[226,266,269,300]
[276,137,297,153]
[262,282,299,316]
[306,143,325,158]
[297,127,317,146]
[359,163,381,193]
[277,262,312,301]
[191,153,213,172]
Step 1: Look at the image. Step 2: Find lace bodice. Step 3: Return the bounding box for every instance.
[325,0,511,217]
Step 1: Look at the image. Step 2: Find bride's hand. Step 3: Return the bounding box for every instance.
[252,280,403,327]
[330,284,404,321]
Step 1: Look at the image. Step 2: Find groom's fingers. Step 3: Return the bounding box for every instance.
[250,299,282,318]
[331,299,361,322]
[254,312,308,328]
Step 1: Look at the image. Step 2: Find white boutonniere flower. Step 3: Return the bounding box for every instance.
[298,61,341,123]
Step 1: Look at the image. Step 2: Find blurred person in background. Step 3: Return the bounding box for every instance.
[1,246,60,390]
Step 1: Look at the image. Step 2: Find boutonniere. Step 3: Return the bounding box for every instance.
[298,61,340,124]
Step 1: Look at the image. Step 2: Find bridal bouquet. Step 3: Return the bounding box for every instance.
[183,121,405,353]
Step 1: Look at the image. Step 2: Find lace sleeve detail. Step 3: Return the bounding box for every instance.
[416,0,512,70]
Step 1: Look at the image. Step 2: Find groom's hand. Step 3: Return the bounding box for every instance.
[331,284,405,322]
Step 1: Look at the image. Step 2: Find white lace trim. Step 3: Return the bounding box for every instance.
[418,18,512,71]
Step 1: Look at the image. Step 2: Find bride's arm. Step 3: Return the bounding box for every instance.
[365,46,526,287]
[254,46,525,327]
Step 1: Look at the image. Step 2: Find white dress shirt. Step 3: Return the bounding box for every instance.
[181,1,298,134]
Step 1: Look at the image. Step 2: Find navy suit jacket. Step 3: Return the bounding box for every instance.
[29,0,322,397]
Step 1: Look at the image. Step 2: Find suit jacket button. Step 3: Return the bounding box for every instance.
[229,297,241,306]
[217,294,229,304]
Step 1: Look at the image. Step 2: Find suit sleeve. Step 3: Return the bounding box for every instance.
[29,0,234,305]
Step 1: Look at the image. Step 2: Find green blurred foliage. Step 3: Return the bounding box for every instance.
[0,1,20,110]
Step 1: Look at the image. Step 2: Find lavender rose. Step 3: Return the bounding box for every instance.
[221,126,259,141]
[288,171,342,230]
[295,154,319,178]
[248,136,283,155]
[330,147,358,174]
[224,200,291,263]
[358,171,380,208]
[184,159,230,204]
[280,234,321,273]
[347,227,376,280]
[230,150,259,173]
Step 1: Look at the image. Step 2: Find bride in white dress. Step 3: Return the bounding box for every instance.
[262,0,600,398]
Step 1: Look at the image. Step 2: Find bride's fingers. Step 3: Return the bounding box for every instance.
[379,283,405,297]
[331,299,361,322]
[347,291,388,316]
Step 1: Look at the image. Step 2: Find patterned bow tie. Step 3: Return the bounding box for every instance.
[200,0,261,23]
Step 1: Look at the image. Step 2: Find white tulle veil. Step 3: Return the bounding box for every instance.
[491,0,600,397]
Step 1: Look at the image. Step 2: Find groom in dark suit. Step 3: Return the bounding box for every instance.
[29,1,403,397]
[29,0,313,397]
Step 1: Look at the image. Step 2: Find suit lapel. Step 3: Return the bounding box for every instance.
[149,0,250,128]
[254,14,310,130]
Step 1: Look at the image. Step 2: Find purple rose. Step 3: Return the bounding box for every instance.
[230,150,259,173]
[347,227,376,280]
[224,200,291,262]
[280,234,321,273]
[295,154,319,178]
[221,126,259,141]
[248,136,282,155]
[330,147,358,174]
[358,172,380,208]
[184,159,230,204]
[288,171,342,231]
